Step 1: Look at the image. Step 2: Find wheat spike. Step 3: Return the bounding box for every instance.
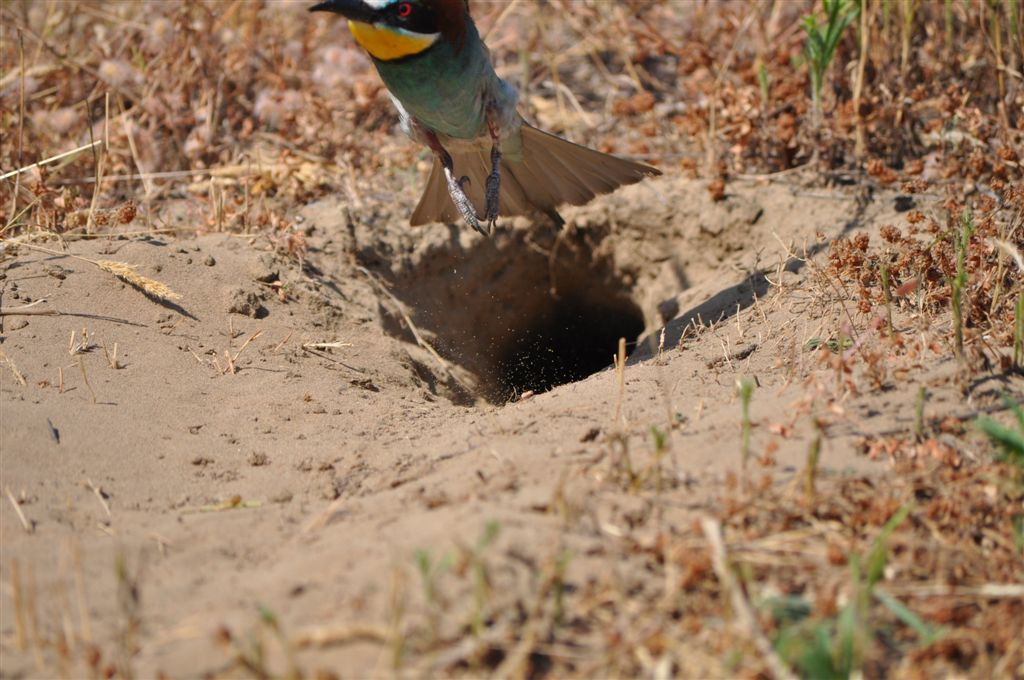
[95,260,182,302]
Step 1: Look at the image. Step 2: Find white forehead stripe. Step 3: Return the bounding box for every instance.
[364,0,394,7]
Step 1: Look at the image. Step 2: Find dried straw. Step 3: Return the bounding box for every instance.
[0,350,28,386]
[94,260,181,302]
[15,243,182,304]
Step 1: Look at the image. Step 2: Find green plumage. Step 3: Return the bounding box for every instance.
[372,20,516,142]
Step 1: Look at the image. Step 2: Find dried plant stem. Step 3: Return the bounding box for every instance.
[0,299,59,316]
[84,94,107,233]
[103,342,120,369]
[988,237,1011,320]
[914,386,927,441]
[0,349,28,386]
[11,29,25,223]
[886,583,1024,598]
[118,95,153,197]
[701,517,798,680]
[25,567,44,672]
[1014,292,1024,369]
[990,1,1006,102]
[988,0,1012,131]
[86,478,112,518]
[1008,0,1023,65]
[0,140,102,182]
[944,0,954,49]
[614,336,627,429]
[880,261,894,335]
[895,0,919,126]
[10,559,28,649]
[233,330,263,362]
[71,543,93,645]
[6,487,33,533]
[291,624,390,648]
[2,198,40,237]
[273,332,294,353]
[179,497,261,514]
[78,356,97,404]
[853,0,870,158]
[302,341,352,350]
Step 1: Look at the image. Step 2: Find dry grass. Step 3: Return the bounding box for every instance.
[93,259,181,302]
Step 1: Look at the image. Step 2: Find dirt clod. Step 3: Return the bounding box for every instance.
[226,287,265,318]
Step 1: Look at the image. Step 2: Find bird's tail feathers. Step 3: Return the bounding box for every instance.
[409,123,660,227]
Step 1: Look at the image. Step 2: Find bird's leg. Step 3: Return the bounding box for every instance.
[419,127,485,235]
[441,150,485,235]
[484,106,502,233]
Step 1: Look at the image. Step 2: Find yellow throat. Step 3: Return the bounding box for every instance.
[348,20,437,61]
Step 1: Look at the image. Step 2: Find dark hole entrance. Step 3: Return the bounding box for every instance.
[377,227,648,404]
[493,293,644,401]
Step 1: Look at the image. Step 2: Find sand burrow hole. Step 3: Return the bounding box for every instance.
[377,223,654,403]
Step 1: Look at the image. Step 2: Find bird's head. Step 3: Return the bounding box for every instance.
[310,0,469,61]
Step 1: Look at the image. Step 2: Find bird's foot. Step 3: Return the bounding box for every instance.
[421,129,488,236]
[442,166,486,236]
[482,107,503,234]
[483,144,501,234]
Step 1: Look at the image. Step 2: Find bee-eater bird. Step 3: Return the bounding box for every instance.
[310,0,661,235]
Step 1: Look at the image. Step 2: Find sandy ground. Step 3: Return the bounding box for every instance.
[1,175,1021,677]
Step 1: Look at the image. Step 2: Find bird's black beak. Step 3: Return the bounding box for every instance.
[309,0,377,23]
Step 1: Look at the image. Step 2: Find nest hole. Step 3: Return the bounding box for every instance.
[492,290,643,400]
[381,227,646,403]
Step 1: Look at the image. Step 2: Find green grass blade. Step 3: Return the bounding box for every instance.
[1002,394,1024,429]
[866,504,912,587]
[873,589,943,644]
[977,417,1024,462]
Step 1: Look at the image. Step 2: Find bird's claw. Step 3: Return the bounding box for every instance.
[484,148,500,231]
[443,167,487,235]
[434,136,498,236]
[483,144,501,233]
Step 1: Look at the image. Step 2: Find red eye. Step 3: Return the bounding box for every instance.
[397,2,413,17]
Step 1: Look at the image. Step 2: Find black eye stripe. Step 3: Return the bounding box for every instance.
[387,1,437,34]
